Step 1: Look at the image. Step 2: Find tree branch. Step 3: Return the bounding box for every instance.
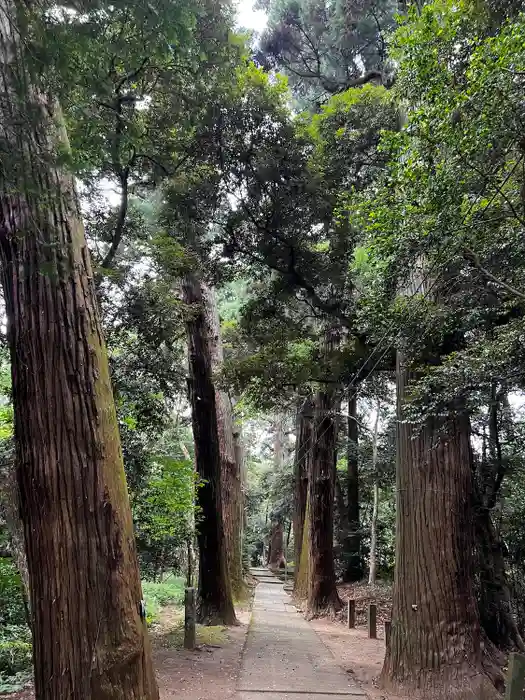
[464,247,525,302]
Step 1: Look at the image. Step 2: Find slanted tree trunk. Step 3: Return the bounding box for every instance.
[0,7,159,696]
[183,275,237,625]
[368,401,381,585]
[202,285,244,599]
[307,334,342,615]
[293,397,313,583]
[381,352,502,698]
[342,394,362,581]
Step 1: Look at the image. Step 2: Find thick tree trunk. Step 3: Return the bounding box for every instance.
[381,352,502,698]
[201,285,244,599]
[268,521,286,569]
[475,501,525,652]
[183,275,237,625]
[307,385,342,616]
[268,415,287,570]
[0,7,159,696]
[474,387,524,651]
[368,402,381,585]
[342,394,362,582]
[294,500,310,600]
[293,397,313,581]
[231,405,246,575]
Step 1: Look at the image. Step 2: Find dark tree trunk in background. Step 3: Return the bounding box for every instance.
[0,7,159,695]
[307,366,342,615]
[268,416,287,569]
[368,402,381,586]
[232,416,246,574]
[183,275,237,625]
[268,521,285,569]
[293,398,313,578]
[475,502,525,652]
[342,394,362,582]
[474,386,524,651]
[202,285,244,599]
[381,353,502,699]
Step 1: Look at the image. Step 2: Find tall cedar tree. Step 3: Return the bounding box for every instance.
[0,3,159,698]
[183,275,237,625]
[382,352,502,698]
[267,415,286,568]
[343,394,362,581]
[307,331,341,615]
[293,397,313,582]
[202,284,244,598]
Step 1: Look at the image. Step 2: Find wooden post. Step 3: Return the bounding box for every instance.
[384,620,392,648]
[347,599,356,629]
[184,587,196,650]
[505,652,525,700]
[368,603,377,639]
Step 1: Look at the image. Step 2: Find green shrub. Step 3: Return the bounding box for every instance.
[0,670,33,695]
[0,559,27,625]
[141,577,185,625]
[0,640,32,676]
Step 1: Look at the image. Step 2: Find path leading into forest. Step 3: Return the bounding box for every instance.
[237,569,367,700]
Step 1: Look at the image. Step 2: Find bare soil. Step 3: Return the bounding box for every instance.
[0,603,251,700]
[154,605,250,700]
[304,581,410,700]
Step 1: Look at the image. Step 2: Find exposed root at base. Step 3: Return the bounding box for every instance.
[380,669,503,700]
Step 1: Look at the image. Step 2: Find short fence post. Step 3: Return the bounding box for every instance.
[368,603,377,639]
[505,652,525,700]
[384,620,392,648]
[184,587,196,650]
[347,599,356,629]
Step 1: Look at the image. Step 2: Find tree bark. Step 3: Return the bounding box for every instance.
[0,458,29,601]
[0,6,159,697]
[342,394,362,581]
[474,387,524,651]
[201,285,244,599]
[294,499,310,600]
[268,415,287,570]
[381,352,502,698]
[307,372,342,616]
[183,275,237,625]
[368,402,381,585]
[268,521,286,569]
[293,397,313,581]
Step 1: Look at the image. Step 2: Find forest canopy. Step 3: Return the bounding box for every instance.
[0,0,524,698]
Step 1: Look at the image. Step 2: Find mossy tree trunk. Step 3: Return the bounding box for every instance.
[0,5,159,697]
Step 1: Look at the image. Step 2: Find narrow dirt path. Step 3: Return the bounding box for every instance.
[237,569,367,700]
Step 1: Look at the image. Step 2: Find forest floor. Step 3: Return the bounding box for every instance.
[307,581,410,700]
[0,596,253,700]
[0,578,404,700]
[154,598,252,700]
